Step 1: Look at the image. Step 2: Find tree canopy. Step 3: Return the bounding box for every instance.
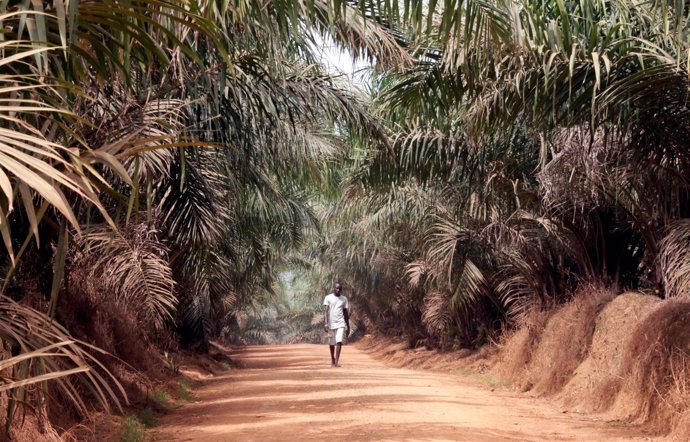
[2,0,690,434]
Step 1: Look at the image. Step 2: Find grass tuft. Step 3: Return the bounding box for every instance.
[150,389,170,406]
[120,416,145,442]
[478,375,511,390]
[177,380,193,402]
[137,407,158,428]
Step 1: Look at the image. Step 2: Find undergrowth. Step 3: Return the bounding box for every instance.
[150,390,170,406]
[137,407,158,428]
[478,375,511,390]
[177,380,193,402]
[120,416,145,442]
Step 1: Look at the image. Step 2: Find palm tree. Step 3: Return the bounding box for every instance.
[316,0,690,347]
[0,0,407,433]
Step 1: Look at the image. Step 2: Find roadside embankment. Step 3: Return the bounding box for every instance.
[358,289,690,439]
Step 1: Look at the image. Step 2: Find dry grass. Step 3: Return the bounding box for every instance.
[59,414,121,442]
[489,308,551,390]
[0,410,61,442]
[362,292,690,438]
[39,269,179,437]
[557,292,660,413]
[60,265,174,382]
[491,290,690,437]
[55,295,162,420]
[612,299,690,433]
[357,335,411,361]
[526,287,616,396]
[357,334,500,378]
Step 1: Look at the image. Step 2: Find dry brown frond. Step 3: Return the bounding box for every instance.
[312,1,414,70]
[405,261,429,288]
[421,290,452,338]
[537,128,613,215]
[0,296,126,427]
[75,223,176,330]
[658,220,690,299]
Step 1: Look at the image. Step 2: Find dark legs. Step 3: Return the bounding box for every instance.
[335,342,342,366]
[329,343,343,367]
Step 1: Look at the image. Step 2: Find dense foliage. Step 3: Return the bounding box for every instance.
[0,0,401,433]
[2,0,690,435]
[319,0,690,349]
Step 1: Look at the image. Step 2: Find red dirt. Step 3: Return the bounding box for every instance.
[154,343,658,441]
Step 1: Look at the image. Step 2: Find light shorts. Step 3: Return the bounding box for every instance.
[328,327,346,345]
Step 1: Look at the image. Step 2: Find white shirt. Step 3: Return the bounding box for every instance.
[323,293,349,329]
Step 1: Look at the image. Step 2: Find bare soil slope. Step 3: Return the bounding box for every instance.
[154,344,656,441]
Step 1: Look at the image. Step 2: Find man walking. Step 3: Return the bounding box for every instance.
[323,282,350,367]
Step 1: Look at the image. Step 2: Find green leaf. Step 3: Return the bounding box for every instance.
[49,220,68,318]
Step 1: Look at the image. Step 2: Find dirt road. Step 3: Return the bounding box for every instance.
[155,344,656,441]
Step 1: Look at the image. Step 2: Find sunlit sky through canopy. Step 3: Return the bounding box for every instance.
[310,32,372,90]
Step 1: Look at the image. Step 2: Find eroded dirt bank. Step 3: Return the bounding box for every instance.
[154,343,656,441]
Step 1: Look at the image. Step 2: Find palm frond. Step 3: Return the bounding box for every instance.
[158,152,228,248]
[658,220,690,299]
[0,296,126,425]
[0,45,119,260]
[421,290,452,336]
[77,223,176,330]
